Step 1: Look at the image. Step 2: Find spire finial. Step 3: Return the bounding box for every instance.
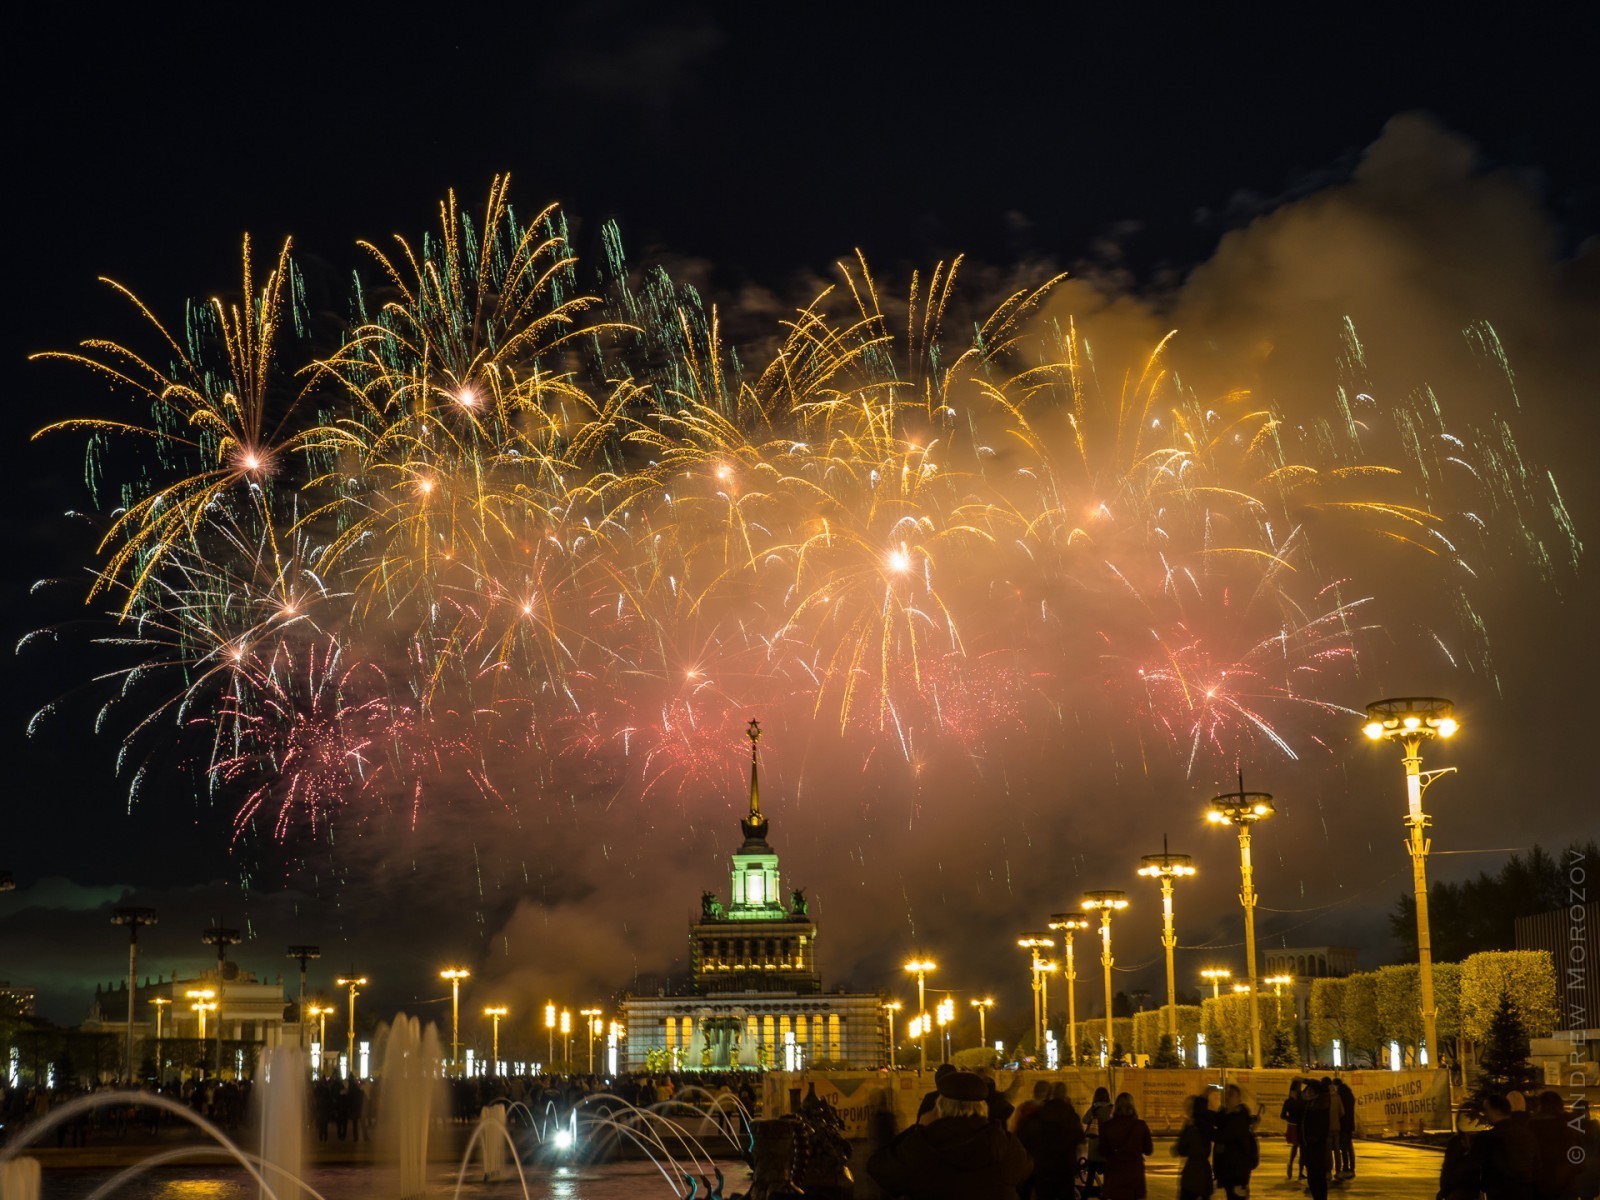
[740,718,770,842]
[747,718,762,815]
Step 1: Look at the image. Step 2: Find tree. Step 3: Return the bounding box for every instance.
[1342,972,1383,1065]
[1151,1034,1183,1068]
[1389,840,1598,962]
[1309,978,1347,1053]
[1265,1027,1297,1068]
[1460,950,1559,1041]
[1373,961,1461,1065]
[1463,993,1543,1118]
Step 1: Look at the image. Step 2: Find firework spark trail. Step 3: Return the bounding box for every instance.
[24,178,1580,843]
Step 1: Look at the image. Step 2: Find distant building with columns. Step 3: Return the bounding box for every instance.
[84,963,292,1079]
[621,721,884,1071]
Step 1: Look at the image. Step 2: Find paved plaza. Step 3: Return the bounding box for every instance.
[1147,1136,1444,1199]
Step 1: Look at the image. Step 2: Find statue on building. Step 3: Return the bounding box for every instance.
[701,890,725,919]
[790,887,808,916]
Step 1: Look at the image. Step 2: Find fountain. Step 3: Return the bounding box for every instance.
[375,1013,444,1200]
[258,1043,308,1200]
[0,1156,41,1200]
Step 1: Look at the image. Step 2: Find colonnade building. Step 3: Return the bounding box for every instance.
[620,721,884,1071]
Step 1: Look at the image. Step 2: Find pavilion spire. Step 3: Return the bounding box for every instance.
[741,718,769,841]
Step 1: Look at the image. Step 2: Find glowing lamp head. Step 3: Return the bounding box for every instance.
[1436,717,1459,738]
[1403,716,1421,730]
[1048,912,1091,933]
[904,957,937,975]
[1363,721,1385,740]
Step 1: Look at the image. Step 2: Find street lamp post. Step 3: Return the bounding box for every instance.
[1207,777,1275,1068]
[335,975,367,1077]
[201,927,240,1076]
[1016,934,1055,1057]
[970,997,994,1048]
[287,946,321,1048]
[581,1008,603,1074]
[883,1001,902,1068]
[1081,891,1129,1065]
[561,1009,572,1064]
[187,988,216,1045]
[1200,968,1232,999]
[1364,696,1458,1069]
[903,958,937,1071]
[1138,838,1197,1046]
[308,1003,331,1055]
[485,1006,509,1071]
[1048,913,1090,1065]
[149,995,169,1081]
[440,968,470,1075]
[936,998,954,1063]
[111,907,157,1083]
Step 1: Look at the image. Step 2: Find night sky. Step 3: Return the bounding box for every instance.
[2,6,1596,1051]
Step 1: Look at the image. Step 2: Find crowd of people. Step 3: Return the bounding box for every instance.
[866,1065,1600,1200]
[868,1064,1265,1200]
[1437,1091,1600,1200]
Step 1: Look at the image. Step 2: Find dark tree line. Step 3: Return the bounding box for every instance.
[1389,840,1596,962]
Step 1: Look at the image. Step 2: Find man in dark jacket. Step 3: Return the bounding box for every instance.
[1212,1084,1258,1200]
[1475,1093,1538,1200]
[1529,1090,1580,1200]
[1298,1080,1334,1200]
[869,1069,1032,1199]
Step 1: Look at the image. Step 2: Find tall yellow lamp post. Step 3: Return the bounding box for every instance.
[1016,933,1055,1056]
[970,997,994,1048]
[903,958,937,1071]
[581,1008,603,1074]
[1137,839,1197,1046]
[1364,696,1457,1069]
[484,1006,509,1070]
[1207,777,1275,1068]
[1048,913,1090,1064]
[1200,968,1232,999]
[883,1001,902,1068]
[440,967,470,1076]
[1081,891,1129,1064]
[334,976,366,1077]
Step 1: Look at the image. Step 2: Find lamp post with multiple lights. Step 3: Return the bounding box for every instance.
[1137,839,1196,1045]
[903,958,937,1071]
[440,967,470,1075]
[335,975,366,1075]
[287,945,321,1048]
[545,1003,557,1066]
[1048,913,1090,1064]
[1200,968,1232,999]
[1207,778,1274,1068]
[308,1003,332,1055]
[485,1006,509,1070]
[970,997,994,1047]
[581,1008,603,1073]
[1364,696,1458,1068]
[1081,891,1129,1064]
[111,907,157,1083]
[187,988,216,1042]
[1016,933,1055,1056]
[883,1001,902,1068]
[202,926,240,1076]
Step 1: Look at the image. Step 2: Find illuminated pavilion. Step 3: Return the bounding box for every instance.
[620,720,884,1071]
